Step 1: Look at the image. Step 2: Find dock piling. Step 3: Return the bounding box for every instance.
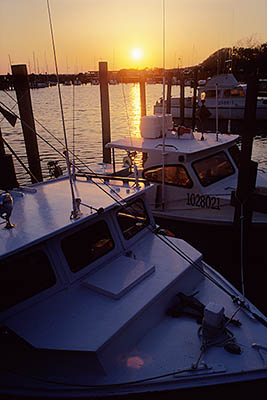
[11,64,43,183]
[99,62,111,164]
[139,73,146,117]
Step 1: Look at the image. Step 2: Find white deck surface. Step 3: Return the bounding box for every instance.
[107,132,238,155]
[0,176,148,257]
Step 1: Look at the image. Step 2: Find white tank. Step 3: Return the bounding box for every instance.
[140,114,173,139]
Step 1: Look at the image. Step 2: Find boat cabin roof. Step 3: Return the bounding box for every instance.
[0,175,150,258]
[202,73,239,89]
[107,131,238,156]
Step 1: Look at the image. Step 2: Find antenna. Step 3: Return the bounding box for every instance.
[46,0,80,219]
[161,0,166,210]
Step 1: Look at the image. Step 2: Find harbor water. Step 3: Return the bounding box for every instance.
[1,83,267,185]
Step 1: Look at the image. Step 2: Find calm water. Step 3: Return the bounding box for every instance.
[0,83,267,185]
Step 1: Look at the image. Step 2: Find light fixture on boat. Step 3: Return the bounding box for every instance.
[0,192,15,229]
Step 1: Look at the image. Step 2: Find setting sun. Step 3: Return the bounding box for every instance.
[131,48,143,61]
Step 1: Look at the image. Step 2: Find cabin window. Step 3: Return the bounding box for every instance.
[61,220,114,273]
[0,249,56,312]
[228,144,241,168]
[117,199,150,240]
[143,165,193,188]
[192,151,235,187]
[224,89,245,98]
[203,90,217,98]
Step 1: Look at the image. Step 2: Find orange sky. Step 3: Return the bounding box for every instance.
[1,0,266,75]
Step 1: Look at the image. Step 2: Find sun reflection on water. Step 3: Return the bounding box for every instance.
[128,84,141,137]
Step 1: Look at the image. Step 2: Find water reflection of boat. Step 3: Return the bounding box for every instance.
[154,74,267,121]
[1,169,267,398]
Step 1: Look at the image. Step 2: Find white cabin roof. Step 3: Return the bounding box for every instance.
[203,73,239,89]
[0,176,149,257]
[107,132,238,155]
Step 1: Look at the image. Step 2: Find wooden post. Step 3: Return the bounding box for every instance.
[232,75,258,292]
[11,64,43,183]
[99,61,111,164]
[192,68,198,130]
[180,77,185,125]
[0,128,5,156]
[139,74,146,117]
[166,74,172,115]
[0,128,19,190]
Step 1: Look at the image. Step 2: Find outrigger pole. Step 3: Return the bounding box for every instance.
[46,0,80,219]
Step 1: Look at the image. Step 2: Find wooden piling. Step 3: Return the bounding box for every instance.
[191,68,198,130]
[0,128,19,190]
[232,75,258,293]
[139,74,146,117]
[99,62,111,164]
[180,77,185,125]
[166,74,172,115]
[0,128,5,156]
[11,64,43,183]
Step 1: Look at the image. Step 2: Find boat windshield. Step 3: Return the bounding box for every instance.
[0,249,56,312]
[224,88,245,98]
[192,151,235,187]
[117,199,150,240]
[143,165,193,188]
[61,220,114,273]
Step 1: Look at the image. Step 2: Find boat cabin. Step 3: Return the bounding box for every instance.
[107,121,242,218]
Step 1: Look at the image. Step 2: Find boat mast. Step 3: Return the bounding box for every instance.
[46,0,79,219]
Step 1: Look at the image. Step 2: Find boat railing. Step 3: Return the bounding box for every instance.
[75,172,150,186]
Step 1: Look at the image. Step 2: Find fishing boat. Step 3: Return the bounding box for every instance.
[154,73,267,121]
[0,168,267,399]
[106,115,267,302]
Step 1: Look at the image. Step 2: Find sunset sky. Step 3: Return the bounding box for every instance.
[1,0,266,75]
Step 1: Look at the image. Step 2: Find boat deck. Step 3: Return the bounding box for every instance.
[0,175,149,257]
[106,132,238,155]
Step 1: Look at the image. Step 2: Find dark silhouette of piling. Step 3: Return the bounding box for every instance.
[139,74,146,117]
[99,61,111,164]
[166,75,172,115]
[0,128,19,190]
[180,77,185,125]
[11,64,43,183]
[191,68,198,130]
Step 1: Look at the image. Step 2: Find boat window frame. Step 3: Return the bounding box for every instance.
[60,218,116,275]
[0,245,58,313]
[192,151,235,187]
[228,144,241,169]
[142,164,193,189]
[116,198,151,241]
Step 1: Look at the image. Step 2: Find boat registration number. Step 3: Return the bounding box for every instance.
[186,193,220,210]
